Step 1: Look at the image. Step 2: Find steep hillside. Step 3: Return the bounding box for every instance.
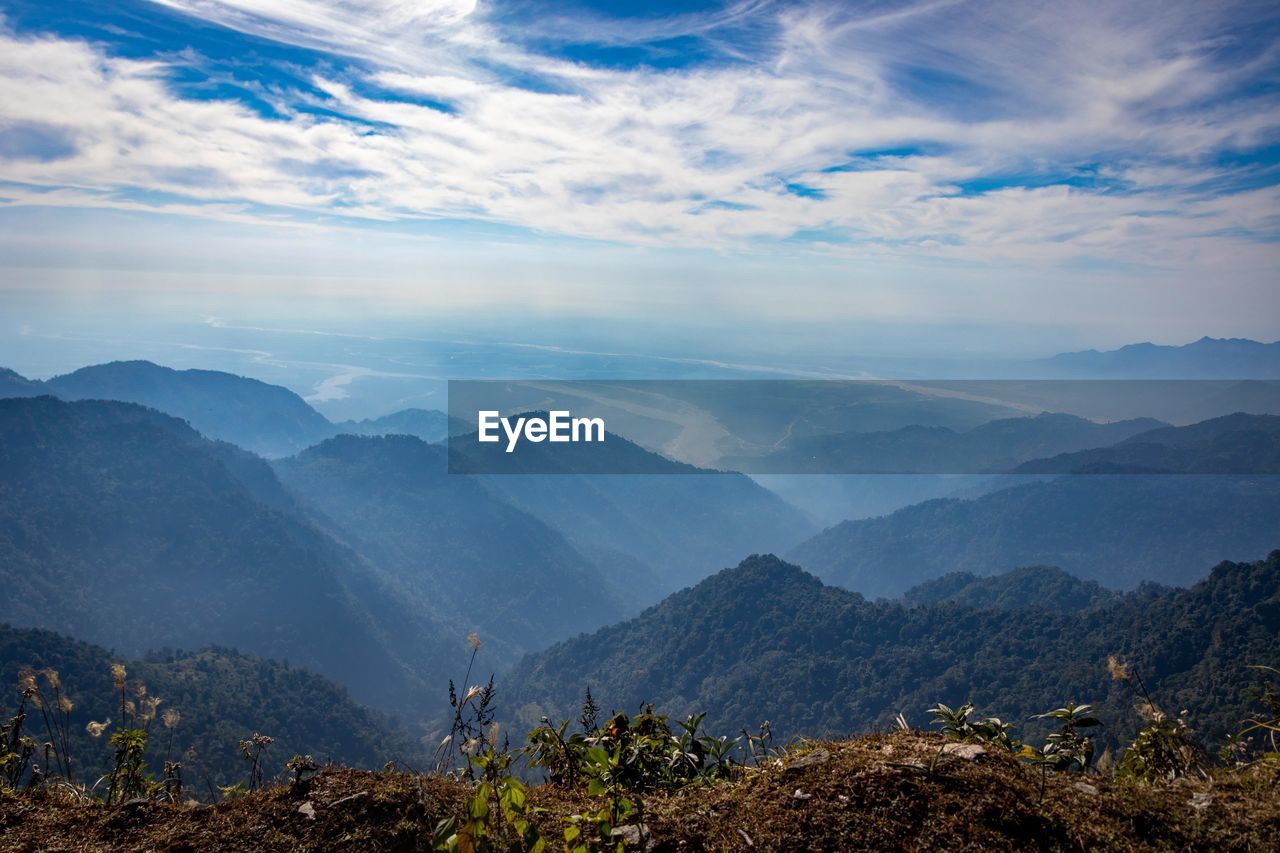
[506,552,1280,745]
[482,471,815,596]
[273,435,628,655]
[788,474,1280,596]
[448,417,816,595]
[0,625,417,789]
[0,396,455,713]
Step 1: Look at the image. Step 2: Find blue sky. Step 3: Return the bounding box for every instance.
[0,0,1279,352]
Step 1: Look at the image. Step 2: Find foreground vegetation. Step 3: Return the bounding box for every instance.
[3,632,1280,850]
[2,729,1278,851]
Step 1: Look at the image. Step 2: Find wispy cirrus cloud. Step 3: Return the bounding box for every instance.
[0,0,1277,272]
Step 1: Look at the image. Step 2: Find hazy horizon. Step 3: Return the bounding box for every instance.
[2,0,1279,371]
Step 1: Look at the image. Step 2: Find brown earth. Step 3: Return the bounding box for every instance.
[2,733,1278,851]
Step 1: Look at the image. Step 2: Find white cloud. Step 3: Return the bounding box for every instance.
[0,0,1277,274]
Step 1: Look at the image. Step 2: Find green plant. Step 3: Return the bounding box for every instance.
[566,742,641,853]
[98,664,165,804]
[1117,707,1202,782]
[1228,665,1280,769]
[106,728,153,803]
[928,703,1017,751]
[1107,656,1204,783]
[1030,702,1101,772]
[432,743,545,853]
[742,720,776,766]
[527,702,751,852]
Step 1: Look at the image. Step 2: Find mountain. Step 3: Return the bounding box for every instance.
[332,409,467,444]
[506,552,1280,746]
[272,435,628,657]
[748,474,1007,527]
[901,565,1119,612]
[44,361,334,457]
[0,624,418,790]
[722,412,1165,474]
[1015,412,1280,474]
[0,395,456,713]
[450,424,816,595]
[0,367,44,397]
[3,360,462,458]
[787,473,1280,597]
[1038,337,1280,379]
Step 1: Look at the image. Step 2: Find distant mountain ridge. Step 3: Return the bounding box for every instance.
[1014,412,1280,473]
[788,472,1280,597]
[1039,337,1280,378]
[0,361,455,457]
[722,412,1166,474]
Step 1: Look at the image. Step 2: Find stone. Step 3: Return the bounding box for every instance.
[610,823,654,850]
[941,743,987,760]
[784,748,831,773]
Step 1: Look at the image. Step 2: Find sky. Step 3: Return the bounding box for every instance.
[1,0,1279,364]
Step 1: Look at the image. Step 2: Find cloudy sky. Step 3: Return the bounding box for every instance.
[1,0,1278,354]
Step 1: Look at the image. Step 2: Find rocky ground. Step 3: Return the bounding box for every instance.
[2,732,1278,851]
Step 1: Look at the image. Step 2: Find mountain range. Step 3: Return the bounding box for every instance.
[3,348,1278,750]
[723,412,1167,474]
[272,434,628,652]
[787,413,1280,596]
[506,551,1280,746]
[0,361,456,457]
[1037,337,1280,378]
[0,395,455,713]
[1014,412,1280,474]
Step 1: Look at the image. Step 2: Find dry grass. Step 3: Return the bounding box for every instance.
[2,732,1278,851]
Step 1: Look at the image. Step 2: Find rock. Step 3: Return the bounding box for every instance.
[792,788,813,801]
[1074,782,1099,796]
[297,802,316,821]
[330,791,369,808]
[941,743,987,760]
[784,748,831,773]
[610,824,654,850]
